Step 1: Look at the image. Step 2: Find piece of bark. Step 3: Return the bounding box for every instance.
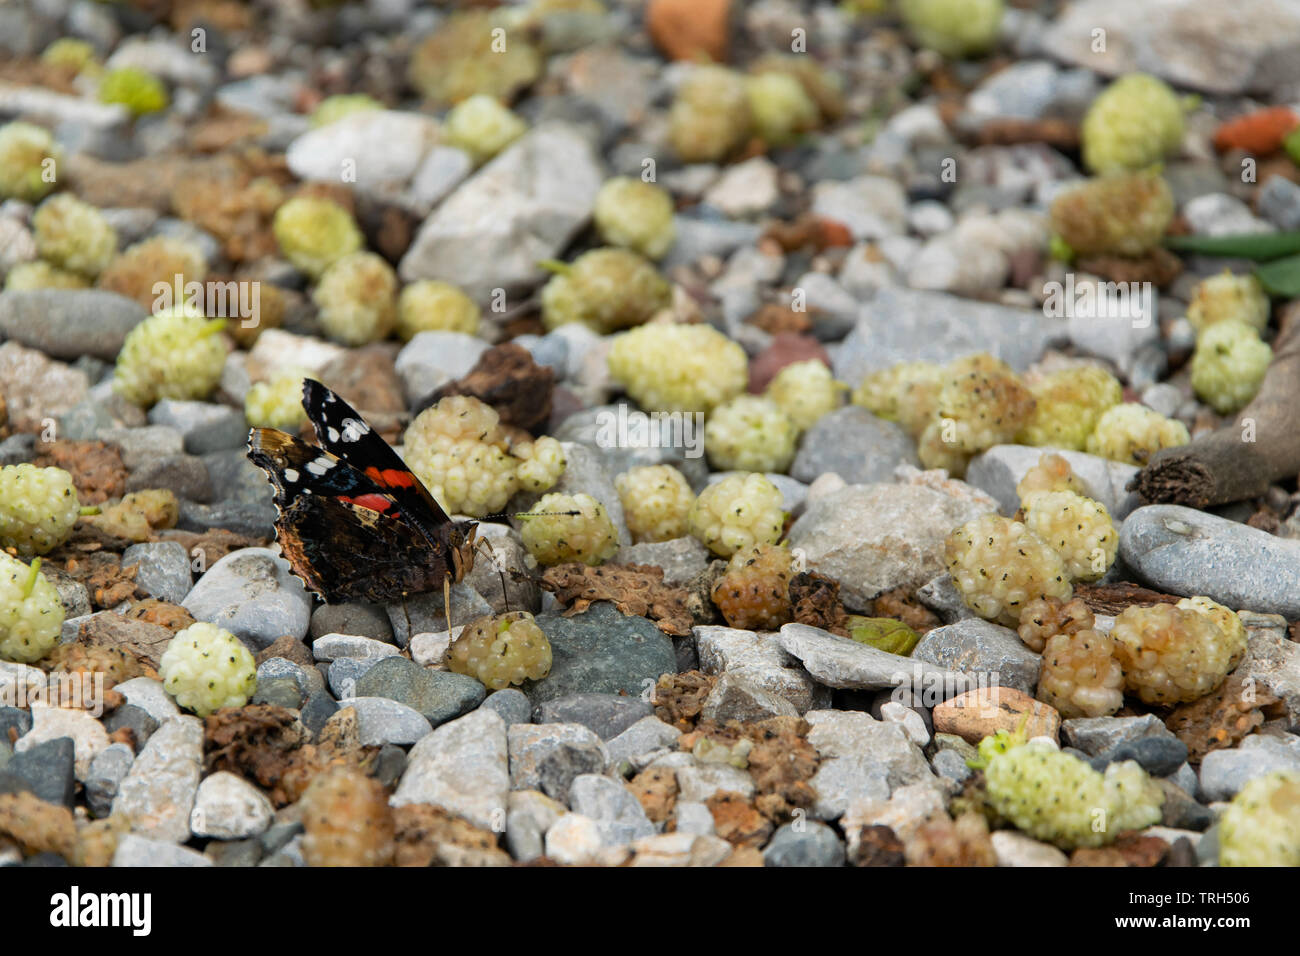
[1132,303,1300,507]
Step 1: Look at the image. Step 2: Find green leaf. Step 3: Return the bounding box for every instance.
[1254,253,1300,296]
[1164,231,1300,261]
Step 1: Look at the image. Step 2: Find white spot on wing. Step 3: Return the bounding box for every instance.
[283,468,299,482]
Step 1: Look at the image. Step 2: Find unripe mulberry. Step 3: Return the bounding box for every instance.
[1085,403,1190,466]
[158,621,257,717]
[1049,172,1174,257]
[407,10,541,107]
[983,741,1162,849]
[310,93,382,128]
[851,360,944,434]
[396,280,480,340]
[615,464,694,543]
[446,610,552,689]
[1037,627,1124,719]
[0,464,80,556]
[1218,771,1300,867]
[518,492,619,566]
[96,236,207,310]
[668,65,753,163]
[897,0,1004,58]
[97,67,168,116]
[1016,366,1122,451]
[0,555,63,664]
[944,514,1072,626]
[1189,319,1271,414]
[112,306,227,407]
[933,354,1036,453]
[766,359,844,432]
[540,248,671,334]
[688,473,785,558]
[1081,73,1185,174]
[745,72,819,147]
[313,251,397,346]
[1021,490,1117,582]
[300,765,395,867]
[704,396,798,473]
[1109,598,1247,705]
[402,396,524,517]
[0,121,63,202]
[608,323,748,415]
[593,177,676,261]
[512,436,566,494]
[5,261,88,291]
[245,368,311,429]
[1186,271,1270,335]
[1015,452,1088,503]
[32,193,117,278]
[443,94,527,165]
[272,196,362,279]
[711,544,793,630]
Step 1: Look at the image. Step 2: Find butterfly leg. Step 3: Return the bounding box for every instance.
[473,538,510,614]
[443,574,453,637]
[401,593,412,645]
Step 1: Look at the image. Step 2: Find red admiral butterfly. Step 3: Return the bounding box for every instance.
[247,379,482,619]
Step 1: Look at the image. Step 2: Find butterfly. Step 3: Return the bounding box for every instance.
[247,379,483,624]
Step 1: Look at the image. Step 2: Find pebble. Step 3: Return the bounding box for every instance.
[14,704,111,782]
[990,830,1069,867]
[880,701,931,748]
[182,547,313,649]
[544,812,609,865]
[567,773,656,845]
[1120,505,1300,618]
[614,537,710,587]
[386,582,493,647]
[5,737,75,807]
[779,622,973,698]
[0,341,90,432]
[115,677,181,725]
[506,789,566,863]
[917,573,980,624]
[605,716,682,770]
[789,407,918,485]
[311,634,403,662]
[963,59,1097,123]
[843,784,946,854]
[391,709,510,830]
[125,453,214,502]
[405,145,474,214]
[1258,174,1300,231]
[703,156,780,217]
[1061,714,1180,755]
[99,424,184,470]
[190,771,274,840]
[701,672,800,723]
[1090,737,1190,777]
[804,711,936,819]
[787,484,994,610]
[251,677,303,710]
[1234,612,1300,732]
[112,716,204,843]
[931,747,973,786]
[763,821,846,867]
[393,331,489,402]
[1198,734,1300,802]
[965,444,1142,519]
[122,541,193,604]
[911,619,1041,696]
[286,110,440,190]
[0,290,145,361]
[508,722,609,804]
[931,687,1061,744]
[113,834,213,867]
[524,603,676,705]
[1182,193,1276,236]
[675,761,756,802]
[299,693,338,739]
[85,743,134,819]
[810,175,907,240]
[673,801,716,837]
[353,657,485,727]
[479,689,532,727]
[344,697,433,747]
[533,693,653,740]
[310,602,394,643]
[148,400,249,455]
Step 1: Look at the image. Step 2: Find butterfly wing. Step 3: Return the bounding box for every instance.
[300,378,455,544]
[248,427,404,520]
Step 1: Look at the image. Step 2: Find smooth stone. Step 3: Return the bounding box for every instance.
[190,771,274,839]
[327,656,380,698]
[1090,737,1189,777]
[965,444,1142,519]
[113,834,213,867]
[880,700,931,748]
[613,537,710,587]
[911,619,1041,695]
[567,773,656,845]
[299,692,338,738]
[533,693,653,740]
[990,830,1069,867]
[286,110,440,188]
[353,657,486,727]
[251,677,302,711]
[789,406,918,485]
[763,821,847,867]
[700,673,800,723]
[112,716,204,843]
[1198,734,1300,802]
[311,634,403,662]
[85,743,134,818]
[917,573,980,624]
[182,547,312,649]
[779,623,975,699]
[479,688,531,727]
[1120,505,1300,618]
[4,737,75,807]
[254,658,322,700]
[932,687,1061,744]
[385,582,493,647]
[1258,175,1300,231]
[310,602,394,643]
[508,722,609,804]
[114,678,181,725]
[0,290,145,360]
[393,331,489,402]
[804,711,936,820]
[14,704,111,782]
[126,453,214,502]
[345,697,433,747]
[391,709,510,831]
[1061,714,1179,756]
[98,424,183,470]
[121,541,193,604]
[605,716,682,770]
[809,175,906,240]
[177,500,276,538]
[506,789,566,863]
[148,400,248,455]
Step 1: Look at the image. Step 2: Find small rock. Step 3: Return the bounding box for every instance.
[701,673,799,723]
[1061,714,1180,755]
[354,657,485,727]
[1198,734,1300,802]
[346,697,433,746]
[1091,737,1189,777]
[0,290,145,361]
[14,704,111,782]
[113,833,213,867]
[568,773,656,844]
[479,688,532,727]
[613,537,710,587]
[391,709,509,831]
[805,711,936,820]
[544,812,608,865]
[880,700,931,748]
[932,687,1061,744]
[779,622,975,698]
[5,737,75,807]
[533,693,653,740]
[182,547,312,650]
[310,602,394,643]
[964,444,1141,519]
[115,677,181,725]
[703,157,779,217]
[286,110,440,190]
[85,743,134,819]
[675,762,755,802]
[148,400,249,455]
[605,716,682,770]
[911,619,1041,695]
[508,722,608,804]
[789,407,918,486]
[311,634,404,662]
[190,771,274,839]
[810,175,907,240]
[121,541,193,604]
[506,789,566,862]
[763,821,846,867]
[112,716,204,843]
[990,829,1069,866]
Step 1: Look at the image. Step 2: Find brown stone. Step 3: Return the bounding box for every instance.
[705,791,772,849]
[646,0,732,63]
[932,687,1061,744]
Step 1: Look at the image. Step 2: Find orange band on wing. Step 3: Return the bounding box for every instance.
[340,493,396,514]
[364,466,416,489]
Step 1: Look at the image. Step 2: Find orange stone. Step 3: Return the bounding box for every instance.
[932,687,1061,744]
[646,0,733,63]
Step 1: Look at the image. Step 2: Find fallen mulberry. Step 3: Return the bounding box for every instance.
[711,544,793,630]
[704,396,798,473]
[272,196,362,279]
[668,65,752,163]
[897,0,1004,58]
[1189,318,1272,414]
[312,251,398,346]
[445,610,553,689]
[688,473,785,558]
[112,305,227,407]
[0,121,62,202]
[1037,627,1124,719]
[0,555,63,664]
[1218,771,1300,867]
[396,280,480,340]
[0,464,80,556]
[608,323,748,415]
[1016,366,1122,451]
[158,621,257,717]
[31,193,117,278]
[1081,73,1185,174]
[519,491,619,566]
[540,248,671,334]
[1049,171,1174,257]
[944,514,1073,626]
[1021,490,1117,582]
[1109,598,1247,705]
[443,94,527,165]
[1186,271,1270,335]
[1085,402,1190,466]
[1015,452,1088,502]
[300,765,395,867]
[593,177,676,261]
[765,359,844,432]
[615,464,695,543]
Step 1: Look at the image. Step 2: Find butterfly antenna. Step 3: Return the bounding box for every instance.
[480,509,582,520]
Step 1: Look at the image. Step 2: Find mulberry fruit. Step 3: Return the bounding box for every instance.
[97,67,168,116]
[1015,452,1088,503]
[1037,627,1124,719]
[244,368,311,429]
[272,196,362,279]
[1081,73,1185,174]
[1189,319,1271,414]
[1016,595,1094,654]
[711,544,794,631]
[519,492,619,566]
[0,464,80,556]
[512,436,566,493]
[300,765,395,867]
[1109,598,1247,705]
[1016,366,1122,451]
[1021,490,1117,582]
[407,10,542,107]
[851,361,944,434]
[396,280,481,340]
[944,514,1073,626]
[84,489,179,543]
[310,93,383,128]
[765,359,844,432]
[615,464,695,543]
[1218,771,1300,867]
[668,65,753,163]
[704,396,798,473]
[540,248,671,334]
[593,177,676,261]
[745,72,819,147]
[1049,171,1174,257]
[608,323,748,415]
[312,252,398,346]
[443,94,527,165]
[1186,271,1270,335]
[688,473,785,558]
[0,555,63,664]
[158,622,257,717]
[96,236,208,310]
[112,305,227,407]
[898,0,1004,58]
[4,261,88,291]
[445,610,553,689]
[1085,403,1189,466]
[0,121,62,202]
[31,193,117,278]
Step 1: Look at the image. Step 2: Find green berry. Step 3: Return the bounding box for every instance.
[310,94,383,128]
[0,465,80,557]
[113,306,227,407]
[898,0,1004,58]
[1218,771,1300,867]
[540,248,671,334]
[1190,319,1272,414]
[4,261,88,291]
[312,251,398,346]
[407,10,542,107]
[272,196,362,279]
[397,280,481,340]
[512,436,566,494]
[765,359,844,433]
[668,65,753,163]
[1049,171,1174,257]
[41,38,97,73]
[159,621,257,717]
[688,473,785,558]
[745,72,819,147]
[98,67,169,116]
[1085,403,1190,466]
[443,94,527,165]
[608,323,748,414]
[519,492,619,566]
[0,121,62,202]
[945,514,1072,626]
[592,177,676,261]
[704,395,798,473]
[1081,73,1184,174]
[0,555,64,665]
[32,193,118,278]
